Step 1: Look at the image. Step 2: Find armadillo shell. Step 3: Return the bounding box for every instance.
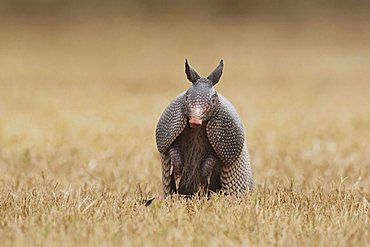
[206,94,245,166]
[155,92,187,153]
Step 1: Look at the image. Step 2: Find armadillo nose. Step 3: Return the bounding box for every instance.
[189,117,202,128]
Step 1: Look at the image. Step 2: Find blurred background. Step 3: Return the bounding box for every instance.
[0,0,369,192]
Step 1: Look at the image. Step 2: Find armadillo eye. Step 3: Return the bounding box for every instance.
[211,98,216,105]
[185,95,189,101]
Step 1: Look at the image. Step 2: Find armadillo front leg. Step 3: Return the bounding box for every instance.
[161,153,176,197]
[200,154,218,193]
[168,145,184,192]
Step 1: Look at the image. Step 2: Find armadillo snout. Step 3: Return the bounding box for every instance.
[189,117,202,128]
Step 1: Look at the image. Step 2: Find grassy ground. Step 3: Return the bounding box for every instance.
[0,15,369,246]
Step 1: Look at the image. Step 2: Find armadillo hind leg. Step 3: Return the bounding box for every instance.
[220,145,254,195]
[160,153,176,197]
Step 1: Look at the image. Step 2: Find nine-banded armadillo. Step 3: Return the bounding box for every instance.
[155,60,253,197]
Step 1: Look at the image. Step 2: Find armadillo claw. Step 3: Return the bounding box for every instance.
[170,165,174,176]
[175,175,181,192]
[199,175,211,195]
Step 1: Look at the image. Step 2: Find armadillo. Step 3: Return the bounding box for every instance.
[155,60,253,197]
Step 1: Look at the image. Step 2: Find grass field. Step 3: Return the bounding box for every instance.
[0,14,369,246]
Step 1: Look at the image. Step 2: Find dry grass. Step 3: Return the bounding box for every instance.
[0,15,369,246]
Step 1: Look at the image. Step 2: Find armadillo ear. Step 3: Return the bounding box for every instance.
[207,60,223,85]
[185,59,201,83]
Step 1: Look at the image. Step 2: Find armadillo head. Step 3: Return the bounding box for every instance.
[184,59,224,128]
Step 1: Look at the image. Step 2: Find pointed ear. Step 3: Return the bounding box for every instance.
[207,60,223,85]
[185,59,201,83]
